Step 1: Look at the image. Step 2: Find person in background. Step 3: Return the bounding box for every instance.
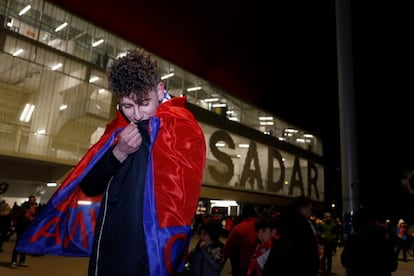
[334,217,344,249]
[277,196,320,276]
[316,212,338,275]
[192,213,204,236]
[393,218,409,262]
[407,222,414,258]
[0,200,12,252]
[188,221,225,276]
[78,48,206,275]
[341,206,398,276]
[247,213,293,276]
[223,203,258,276]
[21,195,37,209]
[222,215,235,238]
[10,197,38,269]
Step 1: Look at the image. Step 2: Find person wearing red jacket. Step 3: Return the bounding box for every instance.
[223,204,258,276]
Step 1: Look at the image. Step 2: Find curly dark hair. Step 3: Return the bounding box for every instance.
[107,48,159,103]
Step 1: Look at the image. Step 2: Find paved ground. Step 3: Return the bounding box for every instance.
[0,235,413,275]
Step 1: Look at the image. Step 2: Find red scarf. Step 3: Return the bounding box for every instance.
[247,239,272,276]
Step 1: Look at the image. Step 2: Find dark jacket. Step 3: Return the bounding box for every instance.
[248,235,294,276]
[277,207,319,276]
[189,240,225,276]
[341,222,398,276]
[80,97,206,276]
[81,120,150,276]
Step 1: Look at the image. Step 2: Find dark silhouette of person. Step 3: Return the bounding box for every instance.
[0,201,12,252]
[341,206,398,276]
[316,212,338,275]
[11,196,38,268]
[277,196,320,276]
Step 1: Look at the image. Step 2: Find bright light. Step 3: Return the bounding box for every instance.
[89,76,99,83]
[285,128,298,133]
[258,116,273,120]
[13,48,24,56]
[210,200,238,207]
[19,103,35,122]
[6,18,14,27]
[55,22,68,32]
[19,5,31,16]
[51,63,63,70]
[212,103,226,108]
[203,98,219,102]
[161,73,174,80]
[187,86,202,92]
[92,39,104,47]
[35,129,46,135]
[116,52,127,58]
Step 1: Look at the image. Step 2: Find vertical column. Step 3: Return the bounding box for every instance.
[335,0,360,240]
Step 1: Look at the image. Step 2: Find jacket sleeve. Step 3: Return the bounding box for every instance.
[80,149,121,196]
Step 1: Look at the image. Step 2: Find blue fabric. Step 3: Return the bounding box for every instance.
[16,128,122,256]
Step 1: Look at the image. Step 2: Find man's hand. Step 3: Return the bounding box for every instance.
[112,122,142,162]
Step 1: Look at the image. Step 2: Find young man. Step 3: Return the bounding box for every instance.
[17,48,206,276]
[247,214,293,276]
[80,48,206,275]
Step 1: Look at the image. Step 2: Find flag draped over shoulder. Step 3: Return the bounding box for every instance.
[16,111,128,257]
[16,96,207,275]
[143,97,206,275]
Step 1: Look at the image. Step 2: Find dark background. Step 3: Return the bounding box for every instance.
[49,1,414,220]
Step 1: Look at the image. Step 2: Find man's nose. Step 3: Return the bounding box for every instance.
[132,106,143,121]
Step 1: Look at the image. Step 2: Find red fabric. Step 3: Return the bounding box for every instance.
[61,111,128,202]
[55,110,129,212]
[15,111,129,256]
[152,97,206,228]
[224,217,258,270]
[247,239,272,276]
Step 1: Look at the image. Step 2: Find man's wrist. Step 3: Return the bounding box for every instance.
[112,146,128,163]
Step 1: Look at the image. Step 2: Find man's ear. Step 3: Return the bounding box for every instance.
[156,82,165,101]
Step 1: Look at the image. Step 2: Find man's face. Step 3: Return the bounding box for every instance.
[118,90,161,123]
[257,227,276,244]
[29,196,36,204]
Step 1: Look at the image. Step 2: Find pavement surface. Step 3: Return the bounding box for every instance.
[0,235,413,275]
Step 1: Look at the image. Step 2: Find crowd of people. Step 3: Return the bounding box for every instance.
[187,196,413,276]
[1,194,414,275]
[0,47,412,275]
[0,195,42,269]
